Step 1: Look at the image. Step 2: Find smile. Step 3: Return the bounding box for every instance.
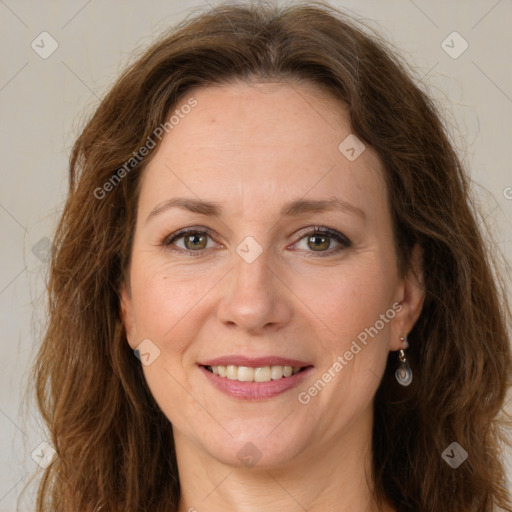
[199,358,314,400]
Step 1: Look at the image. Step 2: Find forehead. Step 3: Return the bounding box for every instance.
[139,81,387,220]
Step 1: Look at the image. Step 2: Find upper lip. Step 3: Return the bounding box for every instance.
[200,356,312,368]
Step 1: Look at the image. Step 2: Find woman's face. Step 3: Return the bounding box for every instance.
[121,81,423,469]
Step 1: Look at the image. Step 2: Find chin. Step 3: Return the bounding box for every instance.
[195,422,312,470]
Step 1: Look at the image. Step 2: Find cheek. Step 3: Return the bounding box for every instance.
[288,257,395,346]
[129,253,214,342]
[289,257,395,409]
[129,261,210,428]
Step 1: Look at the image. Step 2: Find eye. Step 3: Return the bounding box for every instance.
[293,226,352,256]
[162,226,351,257]
[162,227,218,256]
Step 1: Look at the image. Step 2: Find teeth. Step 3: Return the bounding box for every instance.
[254,366,271,382]
[237,366,254,382]
[226,365,238,380]
[271,365,283,380]
[207,364,302,382]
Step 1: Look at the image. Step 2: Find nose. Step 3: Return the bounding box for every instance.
[216,246,293,334]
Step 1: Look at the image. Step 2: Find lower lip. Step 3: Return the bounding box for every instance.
[199,365,314,400]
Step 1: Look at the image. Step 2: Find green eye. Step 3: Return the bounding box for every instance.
[163,228,216,256]
[295,227,352,255]
[163,226,351,257]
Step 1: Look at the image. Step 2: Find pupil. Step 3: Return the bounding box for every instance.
[309,235,329,251]
[187,233,205,249]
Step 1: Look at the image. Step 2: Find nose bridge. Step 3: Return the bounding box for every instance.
[233,242,272,293]
[217,236,291,333]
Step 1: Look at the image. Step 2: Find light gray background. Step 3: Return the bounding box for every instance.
[1,0,511,510]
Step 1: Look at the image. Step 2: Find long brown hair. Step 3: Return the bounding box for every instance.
[29,1,512,510]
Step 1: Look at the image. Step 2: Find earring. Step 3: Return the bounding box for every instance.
[395,335,412,386]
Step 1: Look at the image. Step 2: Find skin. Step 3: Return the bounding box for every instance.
[120,81,425,512]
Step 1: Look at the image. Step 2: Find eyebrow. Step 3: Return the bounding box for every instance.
[145,196,366,224]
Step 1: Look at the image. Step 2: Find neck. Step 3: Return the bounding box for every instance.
[175,405,394,512]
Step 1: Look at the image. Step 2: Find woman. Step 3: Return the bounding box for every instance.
[31,1,512,511]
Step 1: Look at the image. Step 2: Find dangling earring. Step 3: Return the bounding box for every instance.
[395,335,413,386]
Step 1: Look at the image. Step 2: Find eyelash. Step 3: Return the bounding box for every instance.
[161,226,352,258]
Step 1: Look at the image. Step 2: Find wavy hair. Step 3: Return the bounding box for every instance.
[30,1,512,510]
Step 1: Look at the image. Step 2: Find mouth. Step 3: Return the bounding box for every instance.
[198,357,314,400]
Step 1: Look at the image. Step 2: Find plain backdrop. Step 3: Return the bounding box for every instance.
[0,0,511,510]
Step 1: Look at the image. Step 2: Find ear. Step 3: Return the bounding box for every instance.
[389,243,425,351]
[119,280,138,350]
